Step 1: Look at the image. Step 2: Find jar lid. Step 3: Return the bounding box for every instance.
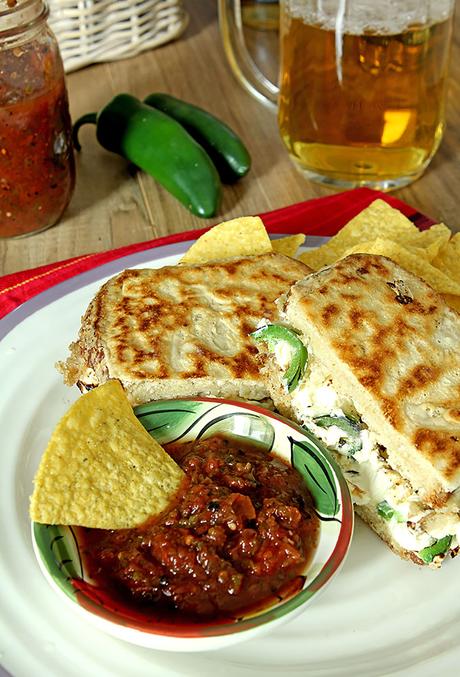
[0,0,48,41]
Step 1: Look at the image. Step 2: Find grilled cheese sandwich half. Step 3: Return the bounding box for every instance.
[58,252,311,405]
[253,254,460,567]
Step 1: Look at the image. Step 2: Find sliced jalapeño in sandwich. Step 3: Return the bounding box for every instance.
[314,414,363,455]
[250,324,308,392]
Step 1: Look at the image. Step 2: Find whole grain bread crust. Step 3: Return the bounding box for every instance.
[352,503,425,566]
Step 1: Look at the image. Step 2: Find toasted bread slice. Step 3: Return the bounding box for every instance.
[58,253,311,405]
[255,254,460,566]
[279,254,460,502]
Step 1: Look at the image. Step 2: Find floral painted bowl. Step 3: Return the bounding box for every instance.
[32,398,353,652]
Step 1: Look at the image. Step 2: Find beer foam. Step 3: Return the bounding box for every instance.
[287,0,454,35]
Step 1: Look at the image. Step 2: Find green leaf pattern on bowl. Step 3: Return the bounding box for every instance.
[32,523,82,601]
[136,400,276,451]
[134,400,209,444]
[290,435,340,517]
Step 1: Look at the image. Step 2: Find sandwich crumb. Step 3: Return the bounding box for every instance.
[387,280,413,305]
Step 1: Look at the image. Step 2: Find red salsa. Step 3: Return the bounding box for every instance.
[78,435,319,621]
[0,27,75,237]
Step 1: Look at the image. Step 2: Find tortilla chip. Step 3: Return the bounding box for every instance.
[297,246,334,271]
[432,233,460,283]
[180,216,272,264]
[404,223,452,261]
[29,381,184,529]
[342,238,460,295]
[443,294,460,313]
[271,234,306,258]
[344,239,431,261]
[297,200,420,270]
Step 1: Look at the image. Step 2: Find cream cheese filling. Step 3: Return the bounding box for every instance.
[274,343,460,558]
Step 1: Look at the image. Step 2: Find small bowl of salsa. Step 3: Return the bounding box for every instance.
[32,398,353,651]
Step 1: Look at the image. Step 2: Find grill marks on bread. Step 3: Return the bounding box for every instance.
[283,254,460,495]
[60,253,311,404]
[301,262,449,404]
[107,263,288,380]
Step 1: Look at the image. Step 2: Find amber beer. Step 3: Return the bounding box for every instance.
[278,9,454,188]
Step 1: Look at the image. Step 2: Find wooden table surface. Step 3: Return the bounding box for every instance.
[1,0,459,276]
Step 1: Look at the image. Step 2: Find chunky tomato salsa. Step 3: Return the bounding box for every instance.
[78,435,319,620]
[0,37,75,236]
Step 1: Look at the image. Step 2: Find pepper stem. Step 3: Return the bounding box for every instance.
[72,113,97,151]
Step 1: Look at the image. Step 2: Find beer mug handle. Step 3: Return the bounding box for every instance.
[218,0,279,108]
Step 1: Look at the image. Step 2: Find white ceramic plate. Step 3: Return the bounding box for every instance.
[1,239,460,677]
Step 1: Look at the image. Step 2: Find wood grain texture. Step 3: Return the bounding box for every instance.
[0,0,459,275]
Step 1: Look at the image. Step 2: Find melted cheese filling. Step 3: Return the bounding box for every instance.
[276,347,460,560]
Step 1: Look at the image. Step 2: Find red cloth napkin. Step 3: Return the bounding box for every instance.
[0,187,435,320]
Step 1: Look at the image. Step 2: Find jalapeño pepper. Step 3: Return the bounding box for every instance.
[72,94,221,218]
[313,415,363,455]
[377,500,404,522]
[419,535,452,564]
[144,93,251,183]
[250,324,308,392]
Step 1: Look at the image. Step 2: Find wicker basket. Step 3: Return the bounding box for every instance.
[48,0,188,73]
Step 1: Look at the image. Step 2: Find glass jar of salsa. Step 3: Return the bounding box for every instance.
[0,0,75,238]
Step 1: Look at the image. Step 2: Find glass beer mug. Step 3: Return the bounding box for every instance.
[218,0,455,190]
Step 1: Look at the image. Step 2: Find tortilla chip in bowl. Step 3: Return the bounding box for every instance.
[31,388,353,652]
